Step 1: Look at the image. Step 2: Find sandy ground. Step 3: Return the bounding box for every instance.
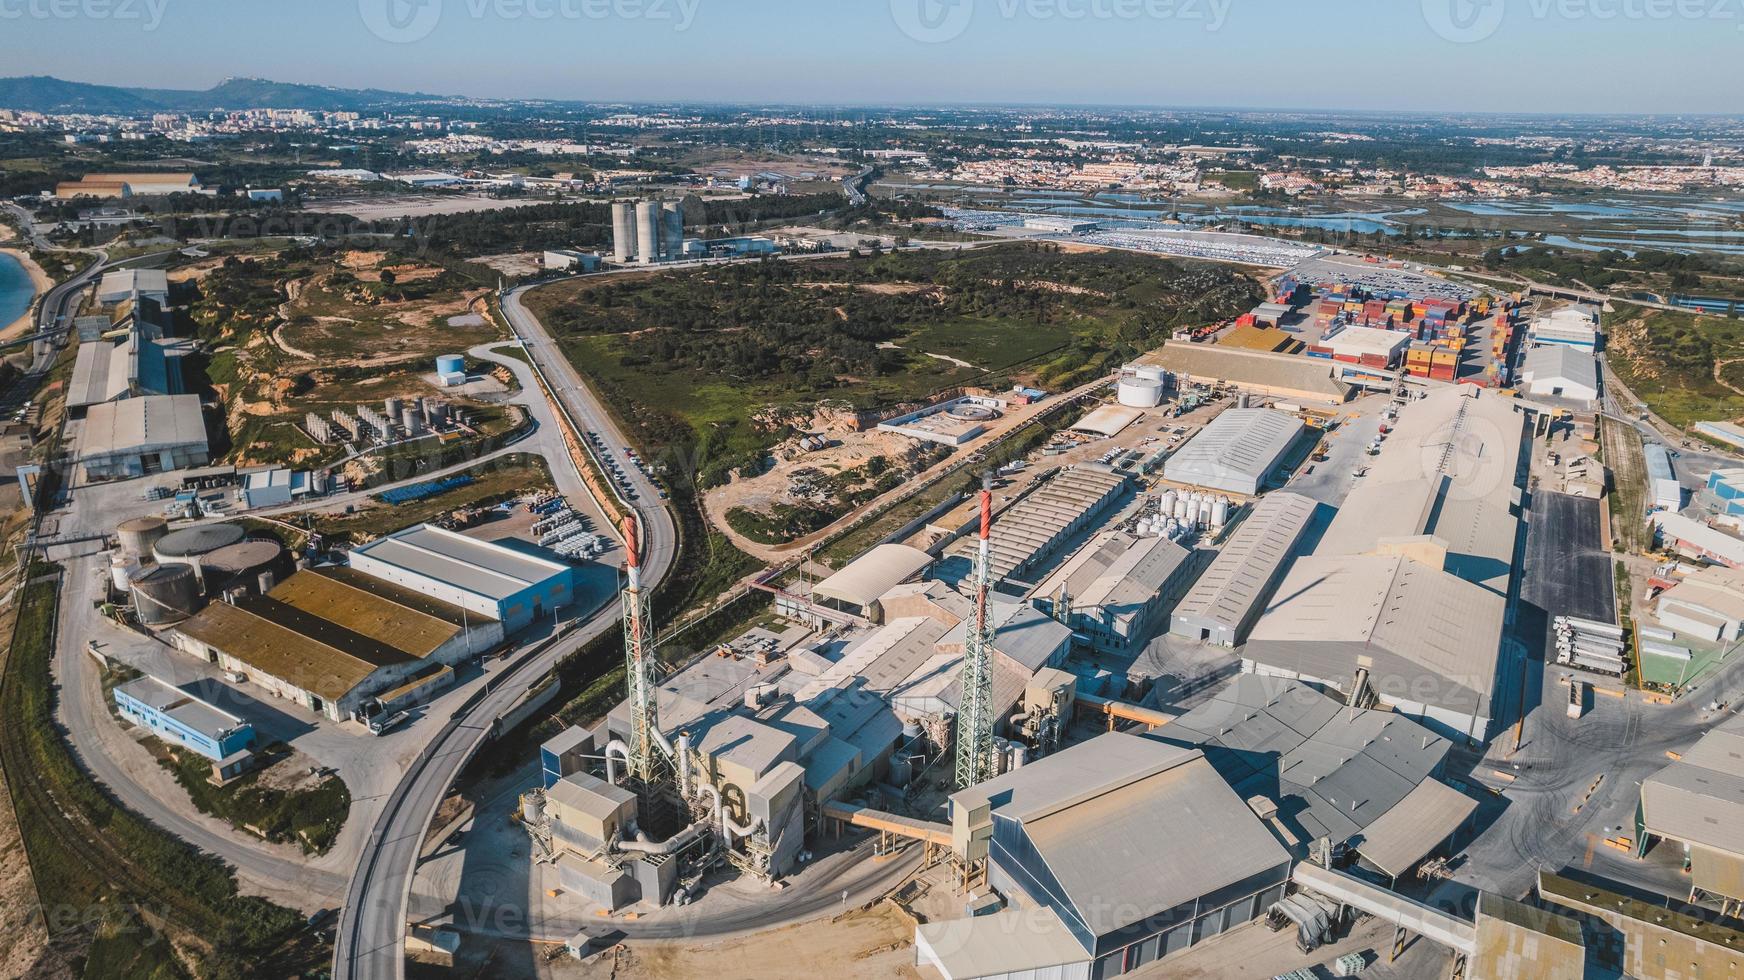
[0,244,52,340]
[475,253,547,278]
[549,903,920,980]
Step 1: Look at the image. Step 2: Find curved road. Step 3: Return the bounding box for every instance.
[333,284,678,980]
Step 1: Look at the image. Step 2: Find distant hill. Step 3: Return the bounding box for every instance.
[0,75,443,113]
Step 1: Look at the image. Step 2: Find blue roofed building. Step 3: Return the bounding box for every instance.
[114,675,254,767]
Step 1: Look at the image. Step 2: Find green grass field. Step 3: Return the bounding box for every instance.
[1606,303,1744,428]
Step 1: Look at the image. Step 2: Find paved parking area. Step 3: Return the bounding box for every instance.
[1520,491,1616,644]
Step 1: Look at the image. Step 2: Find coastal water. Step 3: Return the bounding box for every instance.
[0,253,34,329]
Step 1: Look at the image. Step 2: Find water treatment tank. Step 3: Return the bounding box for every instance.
[130,563,200,625]
[435,354,465,377]
[117,515,169,558]
[1118,377,1165,408]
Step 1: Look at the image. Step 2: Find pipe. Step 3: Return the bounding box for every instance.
[723,813,763,842]
[695,782,723,828]
[604,739,629,785]
[675,733,691,799]
[614,817,711,856]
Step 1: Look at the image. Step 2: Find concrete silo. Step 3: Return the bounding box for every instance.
[635,201,661,265]
[661,201,684,261]
[611,201,637,263]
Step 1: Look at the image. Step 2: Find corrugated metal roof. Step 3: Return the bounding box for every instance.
[916,907,1088,976]
[352,524,568,601]
[1031,530,1192,628]
[1140,343,1350,402]
[77,394,208,461]
[811,544,932,609]
[1641,715,1744,859]
[1164,408,1305,492]
[1352,777,1477,878]
[1522,343,1599,394]
[1172,491,1317,636]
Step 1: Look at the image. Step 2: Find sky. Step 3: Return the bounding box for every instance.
[1,0,1737,114]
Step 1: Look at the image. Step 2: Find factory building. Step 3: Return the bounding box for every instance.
[57,172,200,199]
[938,732,1292,978]
[1538,871,1744,980]
[1657,566,1744,643]
[1704,468,1744,518]
[114,675,255,768]
[1643,443,1683,514]
[1635,714,1744,909]
[1469,891,1588,980]
[542,249,601,272]
[1158,676,1476,878]
[609,199,689,264]
[1654,512,1744,568]
[1163,408,1305,496]
[1517,343,1600,404]
[76,394,211,481]
[1169,491,1317,647]
[1316,386,1526,597]
[797,543,933,622]
[347,524,575,633]
[96,269,171,306]
[1133,344,1352,405]
[943,466,1129,585]
[1314,325,1411,368]
[171,566,503,722]
[1528,307,1599,350]
[68,297,192,416]
[1031,530,1197,654]
[1243,548,1506,743]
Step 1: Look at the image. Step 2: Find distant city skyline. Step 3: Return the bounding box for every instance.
[2,0,1736,115]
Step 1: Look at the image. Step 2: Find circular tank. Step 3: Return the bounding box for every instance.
[200,539,289,597]
[154,522,246,563]
[109,552,142,592]
[1212,496,1231,527]
[117,516,169,558]
[130,563,200,625]
[1118,378,1165,408]
[436,353,465,376]
[402,407,422,434]
[385,397,403,420]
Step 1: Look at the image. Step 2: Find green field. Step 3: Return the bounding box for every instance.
[1606,303,1744,428]
[527,243,1256,487]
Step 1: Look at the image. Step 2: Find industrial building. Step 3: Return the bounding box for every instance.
[1644,443,1683,514]
[1170,490,1317,646]
[1538,870,1744,978]
[1316,386,1526,597]
[114,675,255,768]
[1162,408,1304,496]
[76,394,211,481]
[347,524,575,633]
[1654,512,1744,568]
[68,298,193,416]
[1071,404,1145,438]
[941,732,1293,977]
[610,199,687,264]
[1635,714,1744,910]
[1133,344,1352,405]
[96,268,171,306]
[171,566,503,722]
[1529,307,1600,350]
[1517,344,1600,404]
[1704,468,1744,518]
[1243,549,1506,742]
[1158,676,1476,878]
[1031,530,1197,654]
[1469,891,1587,980]
[1653,564,1744,641]
[541,249,601,272]
[944,466,1129,585]
[1316,325,1411,368]
[800,543,933,622]
[56,172,200,199]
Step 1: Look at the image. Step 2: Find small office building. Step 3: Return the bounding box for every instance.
[114,675,254,770]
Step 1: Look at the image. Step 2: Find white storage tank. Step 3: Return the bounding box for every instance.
[1173,494,1190,520]
[1212,496,1231,528]
[1118,378,1165,408]
[109,552,141,593]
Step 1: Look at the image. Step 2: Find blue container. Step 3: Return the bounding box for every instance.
[436,353,465,375]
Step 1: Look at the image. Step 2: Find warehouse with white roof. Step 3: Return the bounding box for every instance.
[1163,408,1304,496]
[76,393,210,480]
[1321,325,1411,367]
[1517,343,1600,404]
[347,523,576,633]
[1170,491,1317,646]
[1635,715,1744,905]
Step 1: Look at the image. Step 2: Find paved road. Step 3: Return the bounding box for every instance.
[333,286,679,980]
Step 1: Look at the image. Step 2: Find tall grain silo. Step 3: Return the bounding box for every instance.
[661,201,684,261]
[611,201,637,263]
[635,201,661,265]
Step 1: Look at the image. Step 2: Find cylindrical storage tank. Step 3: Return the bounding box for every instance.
[1173,494,1190,520]
[435,354,465,377]
[1118,378,1165,408]
[1198,497,1214,529]
[610,201,636,263]
[888,754,912,787]
[384,397,403,420]
[1212,496,1231,528]
[1131,364,1168,383]
[308,470,330,495]
[661,201,684,261]
[200,539,289,597]
[117,516,169,558]
[635,201,661,265]
[131,563,200,626]
[110,553,142,593]
[522,792,546,825]
[402,407,423,435]
[154,523,247,591]
[421,396,438,424]
[1159,490,1178,516]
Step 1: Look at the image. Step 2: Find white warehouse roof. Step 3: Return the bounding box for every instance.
[76,393,207,460]
[1324,326,1411,361]
[1519,344,1599,397]
[811,544,932,610]
[1163,408,1304,495]
[350,524,570,601]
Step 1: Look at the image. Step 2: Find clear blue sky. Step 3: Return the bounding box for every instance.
[2,0,1734,114]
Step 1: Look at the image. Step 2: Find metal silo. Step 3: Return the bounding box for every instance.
[635,201,661,265]
[130,563,201,625]
[661,201,684,260]
[117,516,168,558]
[611,201,636,263]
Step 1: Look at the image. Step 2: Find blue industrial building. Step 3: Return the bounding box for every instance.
[114,675,255,763]
[348,524,576,634]
[1708,469,1744,518]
